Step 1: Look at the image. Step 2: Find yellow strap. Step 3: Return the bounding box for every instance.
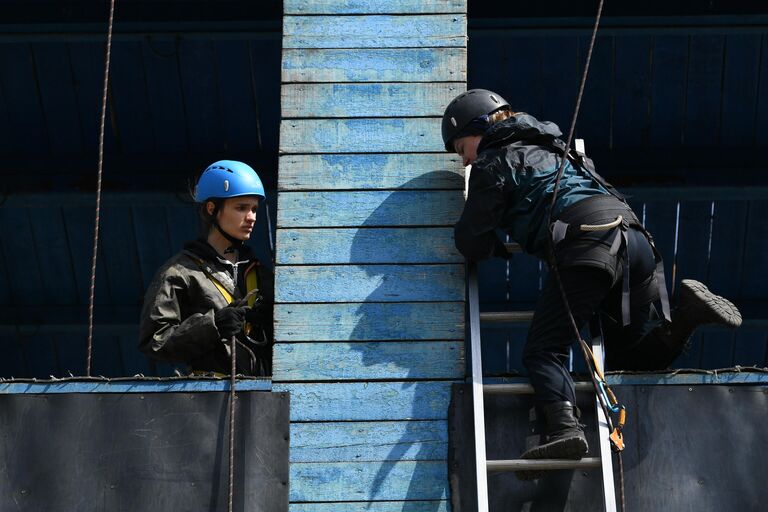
[245,263,259,307]
[194,257,261,305]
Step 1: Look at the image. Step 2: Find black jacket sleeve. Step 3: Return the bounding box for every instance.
[454,162,510,261]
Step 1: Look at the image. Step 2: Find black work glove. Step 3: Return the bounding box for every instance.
[244,296,267,326]
[214,305,247,339]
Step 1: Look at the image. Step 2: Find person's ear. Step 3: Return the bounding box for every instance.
[206,200,216,216]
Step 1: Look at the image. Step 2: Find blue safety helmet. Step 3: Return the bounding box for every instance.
[194,160,265,202]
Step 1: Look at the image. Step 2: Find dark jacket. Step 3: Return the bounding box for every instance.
[138,239,274,376]
[454,113,612,260]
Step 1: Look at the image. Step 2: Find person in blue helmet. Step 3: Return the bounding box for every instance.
[442,89,742,476]
[139,160,273,376]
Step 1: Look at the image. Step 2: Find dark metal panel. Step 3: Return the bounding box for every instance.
[450,382,768,511]
[672,201,713,289]
[111,41,157,154]
[732,326,768,368]
[31,42,84,155]
[740,200,768,302]
[684,35,725,146]
[0,391,290,512]
[720,34,762,146]
[0,43,49,154]
[649,34,688,147]
[141,36,190,154]
[215,40,261,154]
[178,38,225,154]
[61,204,111,306]
[67,41,117,155]
[539,35,579,130]
[756,35,768,146]
[0,207,45,307]
[612,35,653,148]
[707,200,749,301]
[577,34,613,149]
[28,206,80,306]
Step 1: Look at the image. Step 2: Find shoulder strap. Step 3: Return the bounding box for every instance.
[192,257,234,305]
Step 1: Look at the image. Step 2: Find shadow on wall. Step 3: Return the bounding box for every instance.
[347,171,463,510]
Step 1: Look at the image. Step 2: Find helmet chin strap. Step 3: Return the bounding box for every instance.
[214,222,244,253]
[209,202,244,254]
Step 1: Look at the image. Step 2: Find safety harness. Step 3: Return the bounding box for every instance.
[191,257,264,376]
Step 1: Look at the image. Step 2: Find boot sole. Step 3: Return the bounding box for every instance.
[515,437,588,481]
[680,280,742,328]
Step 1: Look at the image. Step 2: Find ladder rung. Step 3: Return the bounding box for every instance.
[483,382,594,395]
[480,311,534,323]
[504,243,522,254]
[487,457,602,472]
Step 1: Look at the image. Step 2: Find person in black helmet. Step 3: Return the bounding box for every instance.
[443,89,742,474]
[139,160,273,376]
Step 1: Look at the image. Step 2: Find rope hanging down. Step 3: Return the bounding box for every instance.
[542,0,627,510]
[86,0,117,377]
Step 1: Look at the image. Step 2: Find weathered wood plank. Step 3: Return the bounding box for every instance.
[278,154,463,191]
[277,191,463,227]
[282,83,464,118]
[283,15,466,49]
[290,461,449,502]
[275,302,464,341]
[280,118,444,153]
[277,228,461,264]
[285,0,466,14]
[273,341,464,381]
[272,381,453,421]
[282,48,466,83]
[275,264,464,303]
[290,501,449,512]
[290,420,448,462]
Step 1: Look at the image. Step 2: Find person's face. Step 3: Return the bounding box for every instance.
[454,135,483,167]
[208,196,260,240]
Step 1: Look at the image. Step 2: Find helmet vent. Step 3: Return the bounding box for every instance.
[451,117,457,127]
[224,180,230,192]
[490,94,499,103]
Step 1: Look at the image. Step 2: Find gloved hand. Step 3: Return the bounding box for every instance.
[244,296,267,326]
[214,304,247,339]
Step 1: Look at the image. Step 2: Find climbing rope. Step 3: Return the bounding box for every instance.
[542,0,627,510]
[86,0,117,377]
[228,335,237,512]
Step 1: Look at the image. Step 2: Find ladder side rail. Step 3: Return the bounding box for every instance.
[468,263,489,512]
[590,318,618,512]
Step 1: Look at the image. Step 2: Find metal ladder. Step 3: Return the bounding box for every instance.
[467,253,618,512]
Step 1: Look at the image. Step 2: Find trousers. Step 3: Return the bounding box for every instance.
[522,227,677,406]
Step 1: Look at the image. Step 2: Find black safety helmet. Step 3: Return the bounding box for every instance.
[441,89,511,152]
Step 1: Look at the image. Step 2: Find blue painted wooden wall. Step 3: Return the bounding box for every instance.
[273,1,467,509]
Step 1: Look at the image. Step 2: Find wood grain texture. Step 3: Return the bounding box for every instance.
[276,227,461,264]
[284,0,466,14]
[282,48,466,83]
[274,302,464,341]
[278,154,463,191]
[277,191,464,227]
[282,83,464,118]
[273,341,464,380]
[283,15,466,49]
[290,501,449,512]
[290,461,448,501]
[290,420,448,462]
[272,381,454,421]
[280,118,444,153]
[275,264,464,302]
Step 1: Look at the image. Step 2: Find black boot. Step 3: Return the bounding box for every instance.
[656,279,742,358]
[516,401,588,481]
